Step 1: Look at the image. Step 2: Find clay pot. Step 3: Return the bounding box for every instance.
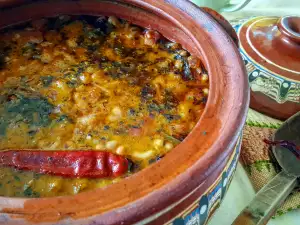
[233,16,300,120]
[0,1,249,224]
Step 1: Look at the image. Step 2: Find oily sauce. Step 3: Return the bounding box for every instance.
[0,15,209,197]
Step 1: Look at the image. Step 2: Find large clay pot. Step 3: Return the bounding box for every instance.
[0,1,249,224]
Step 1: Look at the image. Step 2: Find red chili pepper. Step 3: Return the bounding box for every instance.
[0,150,128,178]
[264,139,300,159]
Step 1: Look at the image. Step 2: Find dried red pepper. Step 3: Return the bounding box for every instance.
[264,139,300,159]
[0,150,128,178]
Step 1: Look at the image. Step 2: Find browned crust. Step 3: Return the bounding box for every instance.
[250,91,300,120]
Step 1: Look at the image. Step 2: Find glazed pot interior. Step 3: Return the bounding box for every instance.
[0,0,249,224]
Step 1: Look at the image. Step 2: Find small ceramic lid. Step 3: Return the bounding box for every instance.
[233,16,300,120]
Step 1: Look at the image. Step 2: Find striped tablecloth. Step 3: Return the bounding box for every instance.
[242,109,300,217]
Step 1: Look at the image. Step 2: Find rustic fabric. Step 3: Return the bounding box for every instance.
[242,109,300,217]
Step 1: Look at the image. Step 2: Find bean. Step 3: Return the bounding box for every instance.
[47,177,63,192]
[95,143,105,150]
[86,134,92,140]
[108,115,119,122]
[79,72,92,84]
[13,33,21,40]
[201,74,209,82]
[178,102,192,118]
[172,123,189,134]
[195,67,202,75]
[4,56,10,62]
[86,66,96,73]
[93,139,100,145]
[106,140,117,149]
[72,179,88,194]
[179,50,188,57]
[78,114,97,125]
[66,38,78,48]
[112,106,122,117]
[174,60,183,70]
[203,88,209,96]
[126,26,141,39]
[116,146,125,155]
[153,139,164,149]
[187,56,200,68]
[108,107,122,121]
[165,142,174,151]
[133,150,154,159]
[40,49,53,63]
[108,16,121,28]
[144,30,160,46]
[166,42,181,50]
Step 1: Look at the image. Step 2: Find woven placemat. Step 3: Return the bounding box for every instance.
[242,109,300,217]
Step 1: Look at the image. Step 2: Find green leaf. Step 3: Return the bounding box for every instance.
[161,132,181,145]
[14,175,21,182]
[23,186,40,198]
[40,76,54,87]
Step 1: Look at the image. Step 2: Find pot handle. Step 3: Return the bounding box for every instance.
[277,16,300,44]
[201,7,239,47]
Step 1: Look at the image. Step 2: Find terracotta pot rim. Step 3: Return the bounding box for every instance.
[0,0,249,224]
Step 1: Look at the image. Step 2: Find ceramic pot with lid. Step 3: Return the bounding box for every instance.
[0,1,249,224]
[233,16,300,120]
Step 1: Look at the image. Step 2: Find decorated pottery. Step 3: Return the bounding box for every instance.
[0,1,249,224]
[232,16,300,120]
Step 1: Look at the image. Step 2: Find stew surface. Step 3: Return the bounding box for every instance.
[0,15,209,197]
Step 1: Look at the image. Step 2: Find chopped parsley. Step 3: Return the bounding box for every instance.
[40,75,54,87]
[23,186,40,198]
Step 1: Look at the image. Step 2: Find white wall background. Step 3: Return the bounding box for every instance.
[231,0,300,17]
[192,0,300,18]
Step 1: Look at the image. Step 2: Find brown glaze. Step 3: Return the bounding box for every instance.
[0,0,27,8]
[278,16,300,44]
[239,16,300,80]
[251,91,300,120]
[0,0,249,224]
[148,142,233,225]
[201,7,239,47]
[237,16,300,119]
